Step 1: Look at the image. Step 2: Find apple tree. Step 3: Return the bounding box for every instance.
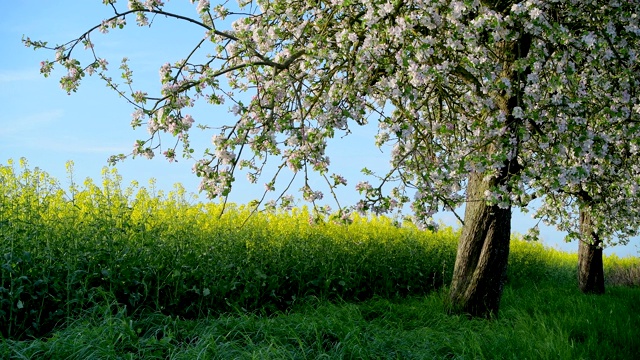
[25,0,640,317]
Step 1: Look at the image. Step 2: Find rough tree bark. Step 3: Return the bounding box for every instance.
[578,207,605,294]
[447,26,531,317]
[448,172,512,317]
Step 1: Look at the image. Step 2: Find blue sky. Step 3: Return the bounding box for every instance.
[1,1,638,257]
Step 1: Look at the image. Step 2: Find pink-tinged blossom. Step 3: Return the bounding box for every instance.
[512,107,524,119]
[182,114,194,128]
[163,149,176,162]
[331,173,347,186]
[143,0,164,11]
[529,7,542,20]
[128,0,141,9]
[246,173,257,183]
[450,2,466,19]
[131,108,145,127]
[99,20,110,34]
[215,149,235,165]
[355,181,372,193]
[582,33,597,48]
[132,90,147,103]
[379,2,394,17]
[302,187,323,202]
[55,49,65,62]
[159,63,171,79]
[97,58,108,70]
[136,12,149,26]
[196,0,209,14]
[39,61,53,76]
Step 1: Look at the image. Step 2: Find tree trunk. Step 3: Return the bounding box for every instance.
[446,10,529,318]
[448,172,512,318]
[578,207,605,294]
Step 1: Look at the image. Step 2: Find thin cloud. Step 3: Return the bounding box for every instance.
[0,109,64,136]
[0,68,40,83]
[73,144,131,154]
[1,109,129,154]
[2,134,130,155]
[38,139,130,154]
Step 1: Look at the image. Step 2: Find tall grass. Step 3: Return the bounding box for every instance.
[1,158,638,359]
[2,286,638,359]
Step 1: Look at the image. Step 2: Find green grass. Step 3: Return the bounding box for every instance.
[2,286,639,359]
[1,158,639,359]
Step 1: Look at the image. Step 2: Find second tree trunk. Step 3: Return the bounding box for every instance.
[578,207,605,294]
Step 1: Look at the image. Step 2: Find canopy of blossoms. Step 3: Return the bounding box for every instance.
[25,0,640,245]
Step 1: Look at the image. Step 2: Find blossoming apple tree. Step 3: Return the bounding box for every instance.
[25,0,640,317]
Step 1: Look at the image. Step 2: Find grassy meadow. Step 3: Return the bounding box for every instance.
[1,158,639,359]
